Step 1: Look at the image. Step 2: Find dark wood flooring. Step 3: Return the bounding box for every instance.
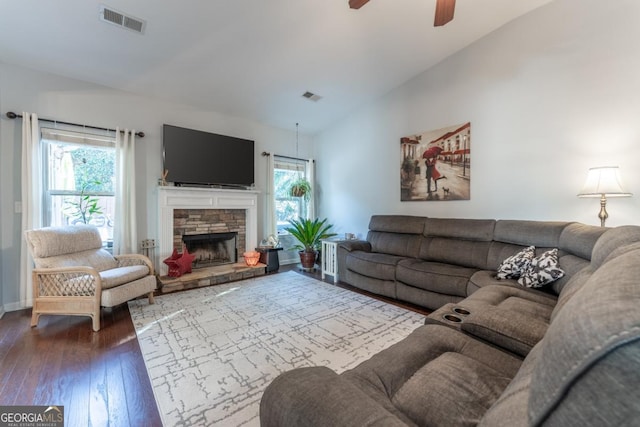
[0,265,428,426]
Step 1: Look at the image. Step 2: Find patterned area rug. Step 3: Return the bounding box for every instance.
[128,271,425,426]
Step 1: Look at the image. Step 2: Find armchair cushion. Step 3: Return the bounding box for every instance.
[100,265,150,289]
[35,248,118,272]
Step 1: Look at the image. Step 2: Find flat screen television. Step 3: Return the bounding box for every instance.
[162,124,255,188]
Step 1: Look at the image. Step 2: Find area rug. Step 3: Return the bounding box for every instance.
[128,271,425,426]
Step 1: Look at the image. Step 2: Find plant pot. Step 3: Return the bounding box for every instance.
[290,187,308,198]
[298,250,317,269]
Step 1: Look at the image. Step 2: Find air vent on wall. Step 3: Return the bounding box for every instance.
[302,91,322,102]
[99,4,146,34]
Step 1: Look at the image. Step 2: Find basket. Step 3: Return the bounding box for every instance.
[243,251,261,266]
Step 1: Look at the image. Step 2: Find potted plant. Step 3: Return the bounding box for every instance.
[289,177,312,201]
[63,180,103,225]
[285,217,336,269]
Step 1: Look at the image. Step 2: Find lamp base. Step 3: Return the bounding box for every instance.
[598,195,608,227]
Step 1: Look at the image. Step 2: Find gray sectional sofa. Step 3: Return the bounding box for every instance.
[260,215,640,426]
[337,215,607,311]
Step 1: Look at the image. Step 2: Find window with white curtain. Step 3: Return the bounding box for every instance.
[274,157,310,234]
[41,127,116,247]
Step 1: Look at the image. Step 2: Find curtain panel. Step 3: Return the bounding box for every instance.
[20,112,42,308]
[114,128,137,254]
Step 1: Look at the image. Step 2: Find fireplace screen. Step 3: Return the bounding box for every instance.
[182,232,238,268]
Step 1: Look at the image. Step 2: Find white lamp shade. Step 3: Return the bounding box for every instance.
[578,166,631,198]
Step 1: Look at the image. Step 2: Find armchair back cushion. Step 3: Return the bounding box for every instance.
[26,225,118,272]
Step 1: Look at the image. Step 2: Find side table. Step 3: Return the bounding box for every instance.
[321,239,346,283]
[256,247,283,273]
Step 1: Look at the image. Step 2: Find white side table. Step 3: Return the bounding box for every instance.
[321,239,345,283]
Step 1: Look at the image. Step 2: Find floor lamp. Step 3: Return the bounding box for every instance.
[578,166,631,227]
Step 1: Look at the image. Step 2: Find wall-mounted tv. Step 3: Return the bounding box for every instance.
[162,124,255,188]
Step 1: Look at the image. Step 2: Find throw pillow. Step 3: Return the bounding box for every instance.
[496,246,536,279]
[518,248,565,288]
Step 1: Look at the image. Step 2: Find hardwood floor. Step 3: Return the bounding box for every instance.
[0,266,428,426]
[0,302,161,427]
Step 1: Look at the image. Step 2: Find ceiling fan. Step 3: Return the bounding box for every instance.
[349,0,456,27]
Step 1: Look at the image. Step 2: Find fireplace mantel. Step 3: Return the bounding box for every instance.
[157,186,259,275]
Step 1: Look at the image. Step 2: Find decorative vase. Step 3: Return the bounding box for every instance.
[298,251,317,269]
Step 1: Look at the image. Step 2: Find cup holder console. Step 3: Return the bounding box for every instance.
[443,314,463,323]
[427,304,472,327]
[452,307,471,316]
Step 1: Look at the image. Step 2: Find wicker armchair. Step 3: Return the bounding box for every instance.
[25,225,156,331]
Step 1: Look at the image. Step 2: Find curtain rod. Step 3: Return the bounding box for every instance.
[5,111,145,138]
[261,151,314,162]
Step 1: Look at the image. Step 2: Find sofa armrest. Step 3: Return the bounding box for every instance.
[114,253,155,275]
[338,240,371,253]
[32,266,102,297]
[260,366,407,427]
[337,240,371,284]
[460,307,549,357]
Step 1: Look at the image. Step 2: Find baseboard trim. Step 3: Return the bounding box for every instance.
[3,300,29,313]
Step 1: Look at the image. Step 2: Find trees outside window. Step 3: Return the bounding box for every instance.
[274,160,308,234]
[43,131,115,246]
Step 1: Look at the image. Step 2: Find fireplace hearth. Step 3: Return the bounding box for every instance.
[183,232,238,268]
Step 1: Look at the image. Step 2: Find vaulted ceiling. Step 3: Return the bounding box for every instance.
[0,0,554,133]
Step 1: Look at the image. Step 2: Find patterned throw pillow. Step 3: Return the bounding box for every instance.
[518,248,565,288]
[496,246,536,279]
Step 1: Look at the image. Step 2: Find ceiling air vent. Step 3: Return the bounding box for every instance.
[302,91,322,102]
[99,4,146,34]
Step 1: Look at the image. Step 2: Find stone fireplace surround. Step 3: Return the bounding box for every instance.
[157,186,259,276]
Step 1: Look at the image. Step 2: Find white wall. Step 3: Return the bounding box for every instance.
[314,0,640,238]
[0,63,312,309]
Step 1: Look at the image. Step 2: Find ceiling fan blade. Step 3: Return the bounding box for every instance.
[349,0,370,9]
[434,0,456,27]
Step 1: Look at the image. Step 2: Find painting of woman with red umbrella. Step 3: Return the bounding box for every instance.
[400,122,471,201]
[422,145,445,194]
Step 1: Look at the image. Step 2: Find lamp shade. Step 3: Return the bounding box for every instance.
[577,166,631,198]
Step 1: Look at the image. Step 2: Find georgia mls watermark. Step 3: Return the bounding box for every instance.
[0,406,64,427]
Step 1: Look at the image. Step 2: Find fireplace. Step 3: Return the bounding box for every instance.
[157,186,259,276]
[183,232,238,268]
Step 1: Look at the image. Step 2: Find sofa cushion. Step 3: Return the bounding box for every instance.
[518,248,565,288]
[461,284,556,320]
[467,270,518,294]
[528,248,640,425]
[550,254,590,295]
[461,308,549,357]
[345,271,397,299]
[346,251,405,281]
[590,225,640,268]
[419,237,492,270]
[396,259,477,297]
[367,231,422,258]
[100,265,150,289]
[423,218,495,241]
[369,215,427,234]
[478,342,543,427]
[496,246,535,279]
[493,220,568,248]
[343,325,521,426]
[558,222,607,260]
[392,352,512,426]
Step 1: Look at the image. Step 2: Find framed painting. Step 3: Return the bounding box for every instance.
[400,122,471,201]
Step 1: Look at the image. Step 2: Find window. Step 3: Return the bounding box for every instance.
[273,158,309,234]
[42,128,116,247]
